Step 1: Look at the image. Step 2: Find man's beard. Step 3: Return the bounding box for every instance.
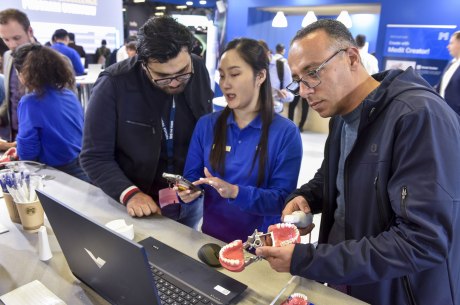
[156,79,190,95]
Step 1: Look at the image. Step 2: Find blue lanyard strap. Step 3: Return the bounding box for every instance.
[161,98,175,172]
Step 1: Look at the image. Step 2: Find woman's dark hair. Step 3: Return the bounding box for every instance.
[137,16,194,63]
[210,38,274,186]
[12,43,75,96]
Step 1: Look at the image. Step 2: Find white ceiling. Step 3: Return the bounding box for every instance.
[258,4,381,16]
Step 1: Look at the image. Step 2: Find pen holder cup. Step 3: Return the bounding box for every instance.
[16,199,44,233]
[4,192,22,224]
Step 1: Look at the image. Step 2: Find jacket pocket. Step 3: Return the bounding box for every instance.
[125,120,156,134]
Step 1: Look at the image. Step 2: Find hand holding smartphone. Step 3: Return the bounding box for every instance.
[162,172,203,194]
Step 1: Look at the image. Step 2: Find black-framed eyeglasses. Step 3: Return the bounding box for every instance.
[143,59,194,86]
[286,48,347,95]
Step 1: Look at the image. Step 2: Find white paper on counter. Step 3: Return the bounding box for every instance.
[0,280,66,305]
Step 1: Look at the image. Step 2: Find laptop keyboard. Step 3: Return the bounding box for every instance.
[150,265,218,305]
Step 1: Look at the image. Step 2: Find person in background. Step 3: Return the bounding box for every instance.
[0,8,35,143]
[68,32,86,59]
[272,43,285,61]
[116,36,136,63]
[94,39,111,68]
[80,16,213,229]
[288,96,309,132]
[438,31,460,116]
[125,41,136,58]
[11,43,88,181]
[355,34,379,75]
[255,19,460,305]
[51,29,84,76]
[259,40,294,114]
[178,38,302,243]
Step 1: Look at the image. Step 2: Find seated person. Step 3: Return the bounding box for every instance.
[11,43,89,182]
[179,38,303,243]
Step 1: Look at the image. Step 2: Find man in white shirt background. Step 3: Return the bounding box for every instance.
[438,31,460,116]
[355,34,379,75]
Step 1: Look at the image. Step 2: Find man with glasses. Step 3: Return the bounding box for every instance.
[80,16,213,229]
[256,19,460,305]
[0,9,35,143]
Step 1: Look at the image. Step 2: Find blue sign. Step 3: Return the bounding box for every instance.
[383,25,457,60]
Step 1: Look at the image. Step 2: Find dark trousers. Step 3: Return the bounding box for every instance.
[288,96,309,130]
[55,157,91,183]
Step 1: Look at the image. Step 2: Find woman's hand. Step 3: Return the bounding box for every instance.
[195,167,239,199]
[175,187,202,203]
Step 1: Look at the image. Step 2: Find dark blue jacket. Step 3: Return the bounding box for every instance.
[288,68,460,305]
[80,55,213,201]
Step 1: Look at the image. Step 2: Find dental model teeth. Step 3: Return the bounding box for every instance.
[219,240,245,272]
[281,293,309,305]
[268,223,300,247]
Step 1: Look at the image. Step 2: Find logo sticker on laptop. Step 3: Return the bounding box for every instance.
[85,248,106,268]
[214,285,230,295]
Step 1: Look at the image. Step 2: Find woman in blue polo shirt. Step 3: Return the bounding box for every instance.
[179,38,302,243]
[12,43,88,182]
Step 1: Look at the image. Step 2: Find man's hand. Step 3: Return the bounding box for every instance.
[282,196,311,220]
[282,196,314,235]
[126,192,161,217]
[255,244,295,273]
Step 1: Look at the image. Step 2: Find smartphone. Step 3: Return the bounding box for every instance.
[162,172,203,194]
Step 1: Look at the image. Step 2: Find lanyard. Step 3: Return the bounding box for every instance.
[161,98,175,172]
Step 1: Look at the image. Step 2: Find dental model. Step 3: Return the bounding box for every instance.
[281,293,309,305]
[219,223,300,272]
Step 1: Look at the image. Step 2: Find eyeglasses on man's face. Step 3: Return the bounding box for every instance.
[286,48,347,95]
[143,59,194,86]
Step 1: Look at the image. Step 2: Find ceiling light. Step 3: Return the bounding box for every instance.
[176,5,187,9]
[155,12,164,16]
[337,10,352,28]
[301,11,317,27]
[199,0,207,5]
[186,1,193,5]
[272,11,288,28]
[156,6,166,10]
[133,0,145,3]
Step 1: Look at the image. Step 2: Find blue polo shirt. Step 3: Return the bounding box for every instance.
[51,42,85,76]
[184,111,302,243]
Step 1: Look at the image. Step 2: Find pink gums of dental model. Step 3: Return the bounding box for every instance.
[219,223,300,272]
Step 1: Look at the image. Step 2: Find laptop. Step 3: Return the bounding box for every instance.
[37,190,247,305]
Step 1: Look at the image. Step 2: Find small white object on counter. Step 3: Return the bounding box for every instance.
[38,226,53,261]
[105,219,134,240]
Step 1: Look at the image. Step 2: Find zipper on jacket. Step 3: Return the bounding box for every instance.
[401,186,408,219]
[402,276,417,305]
[126,120,156,134]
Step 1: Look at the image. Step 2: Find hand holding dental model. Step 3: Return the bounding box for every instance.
[218,222,301,272]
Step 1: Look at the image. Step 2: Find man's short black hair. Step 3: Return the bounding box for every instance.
[355,34,366,48]
[292,19,357,50]
[68,32,75,41]
[137,16,194,63]
[275,43,285,53]
[53,29,69,40]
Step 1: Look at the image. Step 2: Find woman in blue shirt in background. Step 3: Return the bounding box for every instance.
[12,43,88,182]
[179,38,302,243]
